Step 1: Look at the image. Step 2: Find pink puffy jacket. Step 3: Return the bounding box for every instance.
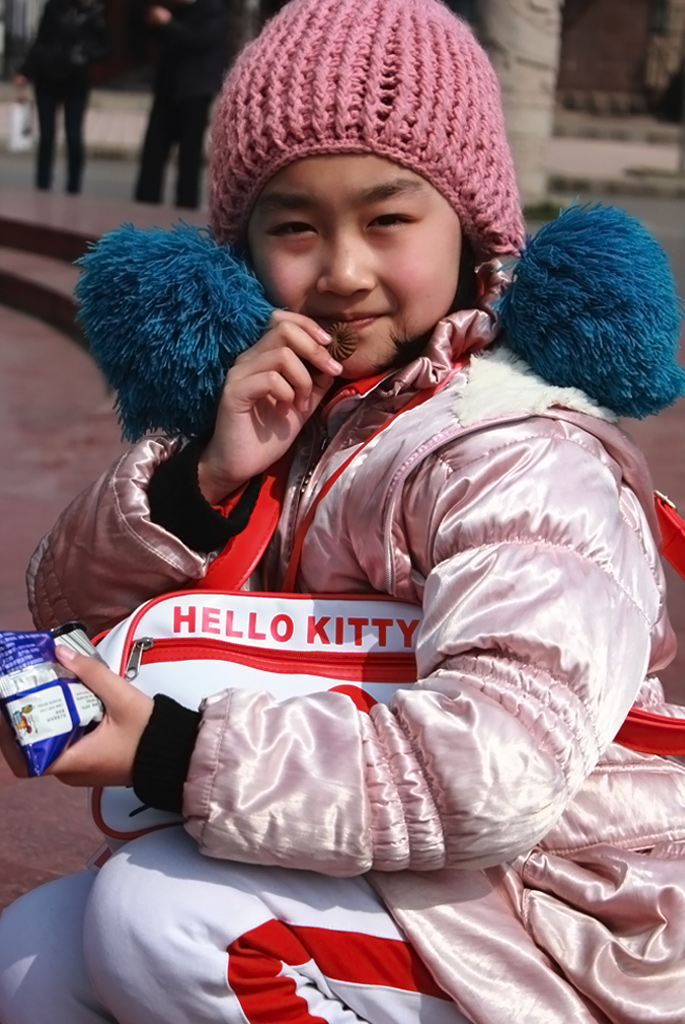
[28,318,685,1023]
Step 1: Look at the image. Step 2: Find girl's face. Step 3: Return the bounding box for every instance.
[247,155,463,380]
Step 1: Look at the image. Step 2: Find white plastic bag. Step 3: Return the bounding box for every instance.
[8,98,33,152]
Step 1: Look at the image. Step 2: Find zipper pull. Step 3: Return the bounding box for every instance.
[124,637,154,680]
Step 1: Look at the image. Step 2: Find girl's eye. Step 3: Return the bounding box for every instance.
[370,213,412,228]
[267,221,314,236]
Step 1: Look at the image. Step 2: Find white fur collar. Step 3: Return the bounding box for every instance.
[454,346,617,427]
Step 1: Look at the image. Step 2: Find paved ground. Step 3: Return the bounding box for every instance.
[0,306,127,911]
[2,100,685,917]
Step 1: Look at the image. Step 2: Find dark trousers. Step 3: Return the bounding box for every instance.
[34,81,89,193]
[134,93,212,209]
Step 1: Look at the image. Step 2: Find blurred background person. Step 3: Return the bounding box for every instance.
[134,0,228,210]
[14,0,108,194]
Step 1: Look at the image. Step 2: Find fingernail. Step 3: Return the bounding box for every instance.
[328,359,343,373]
[55,644,76,664]
[317,327,332,343]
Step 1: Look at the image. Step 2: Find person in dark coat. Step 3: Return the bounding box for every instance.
[134,0,228,209]
[14,0,108,194]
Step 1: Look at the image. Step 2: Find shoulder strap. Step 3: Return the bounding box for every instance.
[615,492,685,755]
[198,450,293,592]
[654,492,685,578]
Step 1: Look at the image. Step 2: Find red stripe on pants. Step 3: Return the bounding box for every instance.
[227,921,328,1023]
[227,919,448,1023]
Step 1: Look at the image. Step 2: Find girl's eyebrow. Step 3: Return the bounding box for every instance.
[359,178,426,203]
[255,191,315,212]
[255,177,426,213]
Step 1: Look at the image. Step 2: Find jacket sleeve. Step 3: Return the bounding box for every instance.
[26,437,216,636]
[182,418,674,874]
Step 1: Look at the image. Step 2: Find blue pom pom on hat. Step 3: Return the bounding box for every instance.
[496,202,685,419]
[75,222,275,441]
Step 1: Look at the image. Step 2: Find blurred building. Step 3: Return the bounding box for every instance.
[1,0,41,76]
[557,0,685,116]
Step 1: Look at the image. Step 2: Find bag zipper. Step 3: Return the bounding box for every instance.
[124,637,154,680]
[125,636,416,684]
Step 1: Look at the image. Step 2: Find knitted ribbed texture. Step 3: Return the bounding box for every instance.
[209,0,524,260]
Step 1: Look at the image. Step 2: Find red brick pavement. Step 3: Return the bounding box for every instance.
[0,305,127,911]
[0,191,207,915]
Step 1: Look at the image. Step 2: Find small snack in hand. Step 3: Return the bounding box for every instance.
[0,627,104,776]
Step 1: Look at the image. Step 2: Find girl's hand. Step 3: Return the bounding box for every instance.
[0,646,154,788]
[198,311,343,504]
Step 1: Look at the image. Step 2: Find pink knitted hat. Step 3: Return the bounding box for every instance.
[209,0,524,260]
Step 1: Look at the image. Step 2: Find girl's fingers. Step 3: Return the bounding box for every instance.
[240,318,343,378]
[49,646,154,787]
[55,646,151,723]
[0,648,153,788]
[238,372,298,410]
[235,348,326,411]
[55,645,127,705]
[270,309,332,346]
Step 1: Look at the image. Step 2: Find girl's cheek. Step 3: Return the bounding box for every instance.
[260,258,310,311]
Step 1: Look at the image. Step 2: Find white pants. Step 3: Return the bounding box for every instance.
[0,827,469,1024]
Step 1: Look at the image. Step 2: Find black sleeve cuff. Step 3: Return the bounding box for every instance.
[132,694,201,814]
[147,436,261,553]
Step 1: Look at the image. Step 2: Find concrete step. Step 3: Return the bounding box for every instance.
[0,187,208,345]
[0,187,208,261]
[0,245,80,343]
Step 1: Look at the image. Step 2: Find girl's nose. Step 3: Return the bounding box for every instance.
[316,240,374,296]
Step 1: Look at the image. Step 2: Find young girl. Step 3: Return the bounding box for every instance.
[2,0,685,1021]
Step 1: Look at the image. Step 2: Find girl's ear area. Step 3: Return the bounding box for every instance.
[452,235,477,311]
[75,223,276,442]
[496,203,685,419]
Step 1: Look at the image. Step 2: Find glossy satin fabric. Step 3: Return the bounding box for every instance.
[26,296,685,1021]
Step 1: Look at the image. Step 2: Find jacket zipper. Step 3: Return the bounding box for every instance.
[299,429,330,497]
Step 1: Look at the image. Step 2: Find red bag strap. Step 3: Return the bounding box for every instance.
[198,450,293,592]
[615,492,685,755]
[654,492,685,578]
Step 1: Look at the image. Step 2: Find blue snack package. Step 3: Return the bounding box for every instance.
[0,629,104,777]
